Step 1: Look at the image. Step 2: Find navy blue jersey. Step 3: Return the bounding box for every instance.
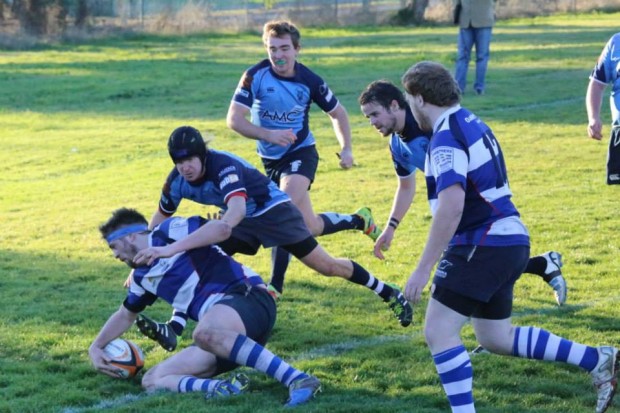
[390,107,431,176]
[124,216,265,321]
[231,59,339,159]
[590,32,620,122]
[159,149,290,217]
[424,106,530,247]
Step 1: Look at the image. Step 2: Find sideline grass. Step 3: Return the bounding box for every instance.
[1,12,620,413]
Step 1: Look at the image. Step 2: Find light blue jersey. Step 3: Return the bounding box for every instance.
[125,216,265,323]
[590,32,620,122]
[231,59,339,160]
[425,106,530,247]
[390,107,430,176]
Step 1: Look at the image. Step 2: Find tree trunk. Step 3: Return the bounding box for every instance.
[75,0,89,28]
[410,0,428,24]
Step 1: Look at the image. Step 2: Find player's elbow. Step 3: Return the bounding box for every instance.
[226,111,241,132]
[210,220,233,243]
[226,113,235,130]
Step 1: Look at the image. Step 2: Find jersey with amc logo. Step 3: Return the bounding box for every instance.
[232,59,339,160]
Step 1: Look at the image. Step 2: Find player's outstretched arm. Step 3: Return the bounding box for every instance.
[134,196,247,265]
[89,307,139,377]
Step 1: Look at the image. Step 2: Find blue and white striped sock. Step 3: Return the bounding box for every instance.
[512,326,599,371]
[177,375,222,393]
[230,335,308,386]
[433,345,475,413]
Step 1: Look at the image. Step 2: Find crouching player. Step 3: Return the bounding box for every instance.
[88,208,320,406]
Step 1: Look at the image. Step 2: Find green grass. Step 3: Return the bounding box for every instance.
[2,11,620,413]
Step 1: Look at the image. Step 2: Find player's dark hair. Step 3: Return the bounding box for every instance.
[401,61,461,107]
[168,126,209,164]
[358,80,408,110]
[99,208,148,239]
[263,20,301,49]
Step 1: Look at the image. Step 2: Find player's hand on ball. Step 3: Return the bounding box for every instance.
[89,345,122,378]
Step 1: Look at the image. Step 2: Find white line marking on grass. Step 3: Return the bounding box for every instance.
[59,333,421,412]
[59,295,619,411]
[61,393,146,413]
[290,333,419,362]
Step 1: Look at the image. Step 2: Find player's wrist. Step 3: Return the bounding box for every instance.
[388,217,400,230]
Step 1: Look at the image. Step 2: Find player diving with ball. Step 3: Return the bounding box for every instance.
[89,207,320,406]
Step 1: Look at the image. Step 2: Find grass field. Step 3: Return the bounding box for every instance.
[1,11,620,413]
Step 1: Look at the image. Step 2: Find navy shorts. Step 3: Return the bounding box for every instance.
[431,245,530,320]
[219,202,318,259]
[262,145,319,188]
[607,119,620,185]
[212,283,277,375]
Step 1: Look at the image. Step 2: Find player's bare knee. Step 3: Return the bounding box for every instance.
[424,325,447,349]
[192,326,221,351]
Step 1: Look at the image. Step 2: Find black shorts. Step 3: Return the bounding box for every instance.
[219,202,318,258]
[607,119,620,185]
[262,145,319,188]
[212,283,277,375]
[431,245,530,320]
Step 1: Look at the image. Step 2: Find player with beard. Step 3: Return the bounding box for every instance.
[133,125,412,341]
[358,79,567,309]
[91,207,320,406]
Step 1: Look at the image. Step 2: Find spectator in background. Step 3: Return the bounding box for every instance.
[453,0,496,95]
[586,32,620,185]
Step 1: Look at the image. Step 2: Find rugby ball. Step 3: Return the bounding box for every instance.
[103,338,144,379]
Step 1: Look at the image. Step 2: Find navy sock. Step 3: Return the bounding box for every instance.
[269,247,290,293]
[524,256,546,279]
[349,261,393,301]
[319,213,361,235]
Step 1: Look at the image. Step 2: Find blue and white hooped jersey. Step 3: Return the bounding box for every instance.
[590,32,620,122]
[390,107,431,176]
[124,216,265,321]
[159,149,290,217]
[425,105,530,247]
[231,59,340,160]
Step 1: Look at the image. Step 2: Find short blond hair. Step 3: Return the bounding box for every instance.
[262,20,301,49]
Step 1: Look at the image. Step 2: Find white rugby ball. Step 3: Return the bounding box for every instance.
[103,338,145,379]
